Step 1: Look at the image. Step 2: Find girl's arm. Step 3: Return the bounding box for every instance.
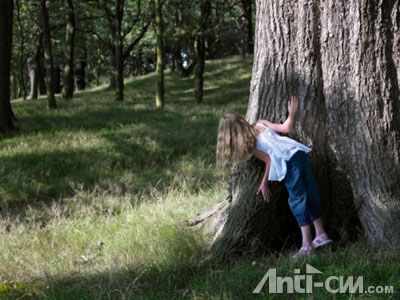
[252,148,272,203]
[258,96,298,134]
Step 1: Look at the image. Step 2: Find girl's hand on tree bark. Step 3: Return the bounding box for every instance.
[288,96,298,118]
[257,184,272,203]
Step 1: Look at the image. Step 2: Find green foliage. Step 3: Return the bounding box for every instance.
[10,0,250,98]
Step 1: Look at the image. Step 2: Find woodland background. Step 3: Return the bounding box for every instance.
[0,0,399,298]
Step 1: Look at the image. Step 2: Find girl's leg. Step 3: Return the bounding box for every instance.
[312,217,332,247]
[301,154,331,242]
[284,152,312,229]
[285,151,313,252]
[313,217,327,237]
[301,153,322,223]
[300,224,313,247]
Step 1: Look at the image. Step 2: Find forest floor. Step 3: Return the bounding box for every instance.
[0,56,398,299]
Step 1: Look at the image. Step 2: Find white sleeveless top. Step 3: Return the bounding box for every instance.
[255,123,312,181]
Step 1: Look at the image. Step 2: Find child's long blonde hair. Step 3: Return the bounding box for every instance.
[216,112,258,166]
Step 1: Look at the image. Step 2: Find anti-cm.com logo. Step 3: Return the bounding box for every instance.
[253,264,394,295]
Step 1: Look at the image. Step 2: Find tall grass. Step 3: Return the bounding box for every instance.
[0,57,398,299]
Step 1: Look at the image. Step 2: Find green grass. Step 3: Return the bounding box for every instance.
[0,56,399,299]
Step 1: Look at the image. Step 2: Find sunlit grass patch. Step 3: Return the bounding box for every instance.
[2,56,396,299]
[0,56,250,297]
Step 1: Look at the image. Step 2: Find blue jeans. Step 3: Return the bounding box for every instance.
[284,150,321,226]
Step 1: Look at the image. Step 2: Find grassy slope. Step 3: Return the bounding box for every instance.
[0,57,399,299]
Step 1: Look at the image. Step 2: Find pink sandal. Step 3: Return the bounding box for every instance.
[312,233,332,249]
[291,245,313,259]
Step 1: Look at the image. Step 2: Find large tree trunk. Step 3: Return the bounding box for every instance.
[0,0,15,133]
[40,0,57,110]
[189,0,400,263]
[62,0,75,100]
[154,0,165,108]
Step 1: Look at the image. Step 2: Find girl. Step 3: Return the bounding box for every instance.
[216,97,332,258]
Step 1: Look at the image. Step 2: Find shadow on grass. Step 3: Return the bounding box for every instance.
[0,111,222,212]
[0,56,251,222]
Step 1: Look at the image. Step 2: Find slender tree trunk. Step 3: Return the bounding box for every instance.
[189,0,400,263]
[96,40,101,86]
[27,35,42,100]
[10,73,18,100]
[28,59,37,100]
[194,36,206,103]
[0,0,15,133]
[62,0,75,100]
[239,0,253,58]
[194,0,211,104]
[245,0,253,54]
[114,36,124,101]
[15,0,26,100]
[38,52,47,96]
[154,0,165,108]
[75,46,86,90]
[101,0,147,96]
[135,47,143,76]
[40,0,57,109]
[108,46,116,90]
[13,74,19,99]
[114,0,124,101]
[170,53,176,73]
[172,0,186,77]
[54,65,61,93]
[74,60,86,90]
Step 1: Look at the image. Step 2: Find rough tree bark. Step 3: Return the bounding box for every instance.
[62,0,76,100]
[188,0,400,262]
[40,0,57,109]
[0,0,15,133]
